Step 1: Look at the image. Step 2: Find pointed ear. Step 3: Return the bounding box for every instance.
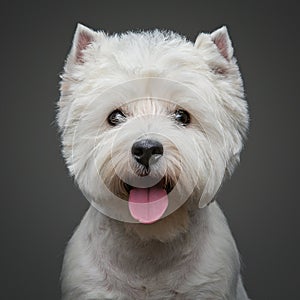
[210,26,233,61]
[70,23,97,64]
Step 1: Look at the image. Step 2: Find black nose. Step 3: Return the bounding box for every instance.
[131,139,163,168]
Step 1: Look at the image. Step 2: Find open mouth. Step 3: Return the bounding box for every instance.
[123,178,174,224]
[123,179,173,194]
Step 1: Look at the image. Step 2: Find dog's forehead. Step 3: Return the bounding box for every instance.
[91,76,211,118]
[122,97,176,115]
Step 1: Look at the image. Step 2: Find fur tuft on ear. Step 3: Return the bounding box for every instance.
[195,26,236,74]
[210,26,233,61]
[70,23,97,64]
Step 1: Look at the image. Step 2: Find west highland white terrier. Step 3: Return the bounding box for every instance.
[57,24,249,299]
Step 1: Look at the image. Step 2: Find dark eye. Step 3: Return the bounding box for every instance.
[173,109,190,125]
[107,109,126,126]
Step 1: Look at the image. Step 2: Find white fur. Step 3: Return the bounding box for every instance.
[58,24,249,299]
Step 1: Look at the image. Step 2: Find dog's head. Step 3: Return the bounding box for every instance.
[57,24,248,240]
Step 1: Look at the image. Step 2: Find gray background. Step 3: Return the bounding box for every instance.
[1,1,299,299]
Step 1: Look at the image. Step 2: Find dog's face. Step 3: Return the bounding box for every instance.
[57,25,248,240]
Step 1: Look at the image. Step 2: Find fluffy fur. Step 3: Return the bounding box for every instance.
[58,24,249,299]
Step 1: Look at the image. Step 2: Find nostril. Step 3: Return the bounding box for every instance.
[152,144,163,156]
[132,146,144,158]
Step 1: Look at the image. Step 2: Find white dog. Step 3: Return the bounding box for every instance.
[57,24,249,300]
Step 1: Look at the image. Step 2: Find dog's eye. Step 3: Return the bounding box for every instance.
[173,109,190,125]
[107,109,126,126]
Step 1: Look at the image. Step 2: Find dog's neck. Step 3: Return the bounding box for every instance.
[83,205,209,277]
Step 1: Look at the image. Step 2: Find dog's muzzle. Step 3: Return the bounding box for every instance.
[127,139,168,224]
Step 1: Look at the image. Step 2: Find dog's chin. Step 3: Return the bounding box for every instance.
[124,203,190,242]
[118,177,189,242]
[103,174,190,242]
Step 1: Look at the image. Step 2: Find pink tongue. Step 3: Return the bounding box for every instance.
[128,186,168,224]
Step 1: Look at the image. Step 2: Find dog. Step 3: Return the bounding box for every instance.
[57,24,249,300]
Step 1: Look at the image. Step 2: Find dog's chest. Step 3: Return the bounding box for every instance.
[99,258,212,300]
[104,272,191,300]
[97,269,227,300]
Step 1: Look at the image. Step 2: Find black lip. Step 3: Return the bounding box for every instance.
[165,182,172,194]
[124,183,132,193]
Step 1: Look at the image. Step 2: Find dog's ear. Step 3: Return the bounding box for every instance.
[210,26,233,61]
[195,26,234,62]
[69,23,97,64]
